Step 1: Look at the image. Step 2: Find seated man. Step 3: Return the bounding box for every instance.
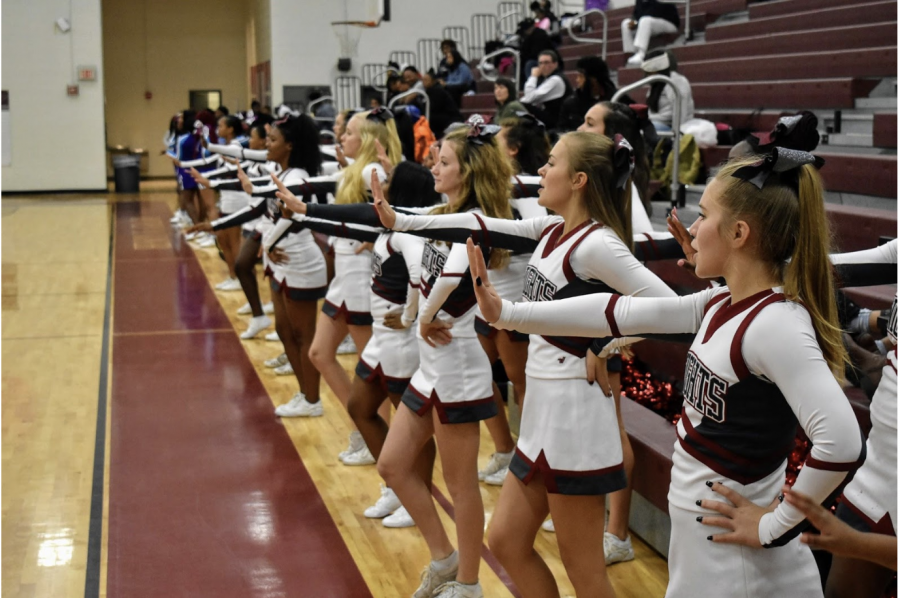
[622,0,680,66]
[520,50,571,130]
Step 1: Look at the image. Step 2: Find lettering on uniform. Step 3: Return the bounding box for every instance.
[422,243,447,280]
[888,297,897,343]
[682,352,728,423]
[522,265,557,302]
[372,252,383,277]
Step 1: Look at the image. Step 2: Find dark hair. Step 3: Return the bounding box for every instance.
[576,56,616,102]
[599,101,651,216]
[217,105,230,116]
[644,49,677,113]
[251,100,261,110]
[538,49,559,63]
[440,39,457,51]
[392,109,417,162]
[196,109,218,141]
[275,114,322,175]
[222,115,243,138]
[253,113,274,127]
[387,162,442,209]
[387,74,405,90]
[179,109,197,135]
[249,122,267,141]
[500,116,550,176]
[444,50,465,70]
[403,65,420,76]
[494,78,517,107]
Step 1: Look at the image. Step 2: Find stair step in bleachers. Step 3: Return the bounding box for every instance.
[705,1,895,42]
[693,110,790,131]
[873,113,897,148]
[748,0,881,20]
[616,47,897,87]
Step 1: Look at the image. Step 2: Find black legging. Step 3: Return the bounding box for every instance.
[236,234,264,317]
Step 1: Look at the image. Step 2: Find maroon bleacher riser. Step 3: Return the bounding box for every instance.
[873,113,897,149]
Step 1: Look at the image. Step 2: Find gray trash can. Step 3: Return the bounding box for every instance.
[112,154,141,193]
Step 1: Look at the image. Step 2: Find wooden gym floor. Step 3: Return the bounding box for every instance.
[2,182,669,597]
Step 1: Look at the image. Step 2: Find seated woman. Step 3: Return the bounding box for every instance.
[642,49,694,132]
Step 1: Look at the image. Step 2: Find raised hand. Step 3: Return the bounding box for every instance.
[374,139,392,175]
[371,168,397,228]
[667,207,697,272]
[185,221,213,234]
[335,144,348,168]
[466,238,503,323]
[189,167,211,188]
[272,173,307,214]
[236,163,253,195]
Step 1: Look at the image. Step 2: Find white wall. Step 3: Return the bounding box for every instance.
[269,0,502,105]
[2,0,107,192]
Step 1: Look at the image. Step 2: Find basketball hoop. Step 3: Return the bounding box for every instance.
[331,20,379,59]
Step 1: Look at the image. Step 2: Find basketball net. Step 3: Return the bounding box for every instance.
[331,20,377,59]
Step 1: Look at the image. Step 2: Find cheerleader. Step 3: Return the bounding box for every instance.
[168,110,205,229]
[307,108,402,464]
[472,148,865,598]
[376,132,676,598]
[369,123,514,598]
[274,161,442,528]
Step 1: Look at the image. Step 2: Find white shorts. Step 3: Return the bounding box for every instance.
[267,236,328,300]
[323,251,373,324]
[401,335,496,424]
[666,504,822,598]
[219,190,251,215]
[356,327,419,394]
[510,376,626,495]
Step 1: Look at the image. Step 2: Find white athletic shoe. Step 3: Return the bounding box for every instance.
[264,353,288,368]
[341,445,375,466]
[338,430,366,460]
[413,551,459,598]
[184,231,200,241]
[433,581,483,598]
[263,302,274,314]
[336,334,357,355]
[214,278,231,290]
[626,52,645,67]
[484,465,509,486]
[170,210,186,224]
[364,485,402,518]
[382,505,415,528]
[274,362,294,376]
[603,531,634,565]
[218,278,242,291]
[198,234,217,248]
[478,450,513,481]
[236,302,253,315]
[541,519,555,532]
[240,315,272,339]
[274,393,323,417]
[265,331,280,342]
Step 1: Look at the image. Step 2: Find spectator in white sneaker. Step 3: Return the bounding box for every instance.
[622,0,680,67]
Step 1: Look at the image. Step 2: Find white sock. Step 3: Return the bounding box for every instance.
[251,315,269,324]
[434,550,458,570]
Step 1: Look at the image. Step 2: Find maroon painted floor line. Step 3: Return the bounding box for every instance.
[107,202,372,597]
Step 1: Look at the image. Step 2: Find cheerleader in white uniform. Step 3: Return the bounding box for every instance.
[275,161,443,527]
[827,239,897,598]
[379,132,675,598]
[473,148,865,598]
[306,108,402,462]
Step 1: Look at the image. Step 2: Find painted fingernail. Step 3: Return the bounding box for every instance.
[778,494,785,502]
[475,277,483,287]
[706,535,713,541]
[696,516,703,522]
[695,500,702,507]
[706,481,714,488]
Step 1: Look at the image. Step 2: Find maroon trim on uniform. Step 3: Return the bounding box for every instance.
[641,233,659,260]
[541,334,590,357]
[370,282,404,304]
[356,356,411,395]
[513,448,625,493]
[676,428,763,486]
[539,222,565,258]
[679,408,761,469]
[404,384,495,424]
[840,496,897,536]
[805,455,865,472]
[473,212,491,248]
[605,294,622,338]
[701,288,775,344]
[321,299,373,323]
[702,291,731,319]
[512,175,530,198]
[439,273,466,278]
[561,223,601,283]
[385,232,396,256]
[729,293,785,380]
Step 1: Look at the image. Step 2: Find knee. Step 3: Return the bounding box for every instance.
[376,455,399,485]
[347,395,374,423]
[487,524,518,563]
[308,341,333,367]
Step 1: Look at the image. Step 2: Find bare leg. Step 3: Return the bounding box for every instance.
[199,188,218,222]
[495,332,528,409]
[378,405,454,559]
[432,413,484,584]
[606,373,634,541]
[235,235,263,316]
[550,493,617,597]
[269,289,306,392]
[216,226,241,278]
[282,297,320,402]
[488,471,558,598]
[826,554,894,598]
[478,334,515,454]
[308,314,351,407]
[179,190,201,224]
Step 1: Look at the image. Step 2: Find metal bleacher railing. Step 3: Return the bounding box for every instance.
[333,76,362,113]
[613,75,686,210]
[361,63,392,105]
[442,25,472,60]
[417,38,442,74]
[478,47,521,97]
[497,1,523,36]
[660,0,693,41]
[566,8,609,61]
[470,14,498,60]
[387,88,431,122]
[389,50,418,69]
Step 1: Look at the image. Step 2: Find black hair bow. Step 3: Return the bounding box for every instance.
[612,134,635,190]
[514,111,546,130]
[465,114,501,145]
[367,107,394,123]
[731,147,825,190]
[751,111,820,154]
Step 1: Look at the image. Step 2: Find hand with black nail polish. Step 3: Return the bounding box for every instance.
[696,481,780,548]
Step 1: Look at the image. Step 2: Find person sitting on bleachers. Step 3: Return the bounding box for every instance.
[516,18,556,91]
[641,49,694,132]
[493,77,527,123]
[422,69,463,138]
[520,49,572,130]
[557,56,627,132]
[623,0,680,66]
[402,66,426,94]
[437,40,475,108]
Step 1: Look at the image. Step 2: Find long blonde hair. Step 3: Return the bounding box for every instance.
[336,111,403,204]
[559,131,633,251]
[715,157,847,378]
[431,126,514,268]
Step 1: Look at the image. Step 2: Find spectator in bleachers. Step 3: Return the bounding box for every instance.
[493,77,527,123]
[387,74,409,105]
[516,18,555,91]
[437,41,475,108]
[520,49,572,130]
[557,56,623,132]
[403,66,426,94]
[497,113,550,176]
[423,69,464,138]
[622,0,680,66]
[641,49,694,132]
